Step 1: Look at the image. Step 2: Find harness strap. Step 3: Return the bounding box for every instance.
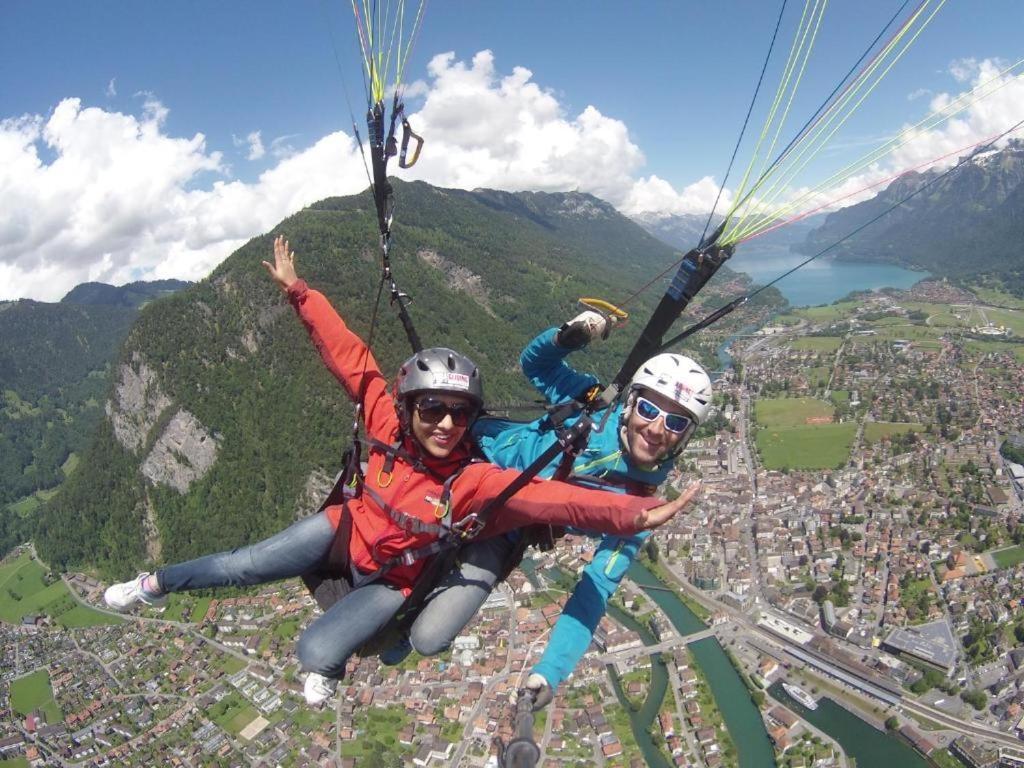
[363,484,448,537]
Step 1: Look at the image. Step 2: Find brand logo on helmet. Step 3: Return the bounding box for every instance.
[673,381,695,400]
[433,372,470,390]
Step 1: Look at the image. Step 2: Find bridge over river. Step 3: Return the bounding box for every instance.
[597,624,723,664]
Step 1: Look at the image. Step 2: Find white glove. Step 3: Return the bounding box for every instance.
[556,310,612,348]
[524,672,553,710]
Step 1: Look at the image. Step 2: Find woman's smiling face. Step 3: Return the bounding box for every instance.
[409,393,477,458]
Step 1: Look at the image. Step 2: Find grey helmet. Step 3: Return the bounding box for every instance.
[395,347,484,407]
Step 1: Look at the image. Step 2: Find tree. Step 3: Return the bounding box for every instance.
[885,715,899,730]
[961,689,987,711]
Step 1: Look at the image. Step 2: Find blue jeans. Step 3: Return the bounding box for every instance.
[156,511,407,679]
[407,534,517,655]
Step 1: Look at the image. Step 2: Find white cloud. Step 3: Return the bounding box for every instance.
[0,99,368,300]
[619,175,729,218]
[949,58,980,83]
[886,59,1024,172]
[106,78,117,98]
[4,50,732,300]
[22,51,1017,298]
[233,130,265,161]
[270,134,300,159]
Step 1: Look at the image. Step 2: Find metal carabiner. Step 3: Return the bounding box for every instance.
[399,119,424,168]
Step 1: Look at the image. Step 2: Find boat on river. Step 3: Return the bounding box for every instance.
[783,683,819,710]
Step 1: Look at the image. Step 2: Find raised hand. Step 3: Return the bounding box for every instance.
[262,235,299,291]
[634,480,702,531]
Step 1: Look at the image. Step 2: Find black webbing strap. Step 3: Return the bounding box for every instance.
[453,414,596,542]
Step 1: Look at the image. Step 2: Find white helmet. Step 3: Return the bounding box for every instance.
[629,353,712,424]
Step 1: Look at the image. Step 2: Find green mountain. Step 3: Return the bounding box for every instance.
[0,281,190,554]
[62,279,191,308]
[800,141,1024,294]
[29,181,783,577]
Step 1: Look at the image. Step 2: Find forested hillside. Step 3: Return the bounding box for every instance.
[0,282,191,556]
[30,181,782,577]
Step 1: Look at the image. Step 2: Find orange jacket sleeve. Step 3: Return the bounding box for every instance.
[287,280,398,440]
[457,464,659,537]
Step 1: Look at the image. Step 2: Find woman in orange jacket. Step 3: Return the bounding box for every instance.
[104,236,697,705]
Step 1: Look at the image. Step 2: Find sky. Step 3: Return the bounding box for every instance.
[2,0,1023,301]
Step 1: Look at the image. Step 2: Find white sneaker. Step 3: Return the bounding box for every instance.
[304,672,338,706]
[103,573,167,611]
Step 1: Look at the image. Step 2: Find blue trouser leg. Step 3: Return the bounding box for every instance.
[408,535,517,656]
[156,511,336,593]
[297,580,407,677]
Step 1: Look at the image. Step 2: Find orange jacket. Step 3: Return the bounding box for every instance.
[288,281,658,593]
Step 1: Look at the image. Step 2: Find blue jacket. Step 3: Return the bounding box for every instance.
[471,327,672,690]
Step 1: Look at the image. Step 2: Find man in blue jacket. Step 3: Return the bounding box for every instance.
[390,309,711,708]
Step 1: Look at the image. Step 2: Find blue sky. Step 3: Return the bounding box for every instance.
[2,0,1023,299]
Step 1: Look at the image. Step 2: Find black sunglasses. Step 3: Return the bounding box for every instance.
[414,396,478,427]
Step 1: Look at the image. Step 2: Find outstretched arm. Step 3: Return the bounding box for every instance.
[533,532,648,693]
[467,468,701,538]
[265,236,396,438]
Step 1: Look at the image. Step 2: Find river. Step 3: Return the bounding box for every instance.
[769,681,930,768]
[730,244,929,308]
[628,561,777,768]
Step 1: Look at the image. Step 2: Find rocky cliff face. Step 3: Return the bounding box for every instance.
[140,410,220,493]
[107,356,220,494]
[106,357,173,453]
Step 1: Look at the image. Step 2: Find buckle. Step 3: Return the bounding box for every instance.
[453,514,486,540]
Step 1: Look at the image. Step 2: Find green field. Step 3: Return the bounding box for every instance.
[987,308,1024,335]
[796,301,860,322]
[991,545,1024,570]
[7,495,42,517]
[805,366,831,389]
[61,452,80,476]
[790,336,843,353]
[755,397,835,428]
[0,757,30,768]
[970,286,1024,309]
[210,693,258,736]
[0,551,121,627]
[756,423,857,470]
[870,324,946,342]
[772,313,804,326]
[190,596,213,623]
[10,669,62,723]
[57,605,123,628]
[863,422,924,444]
[830,390,850,406]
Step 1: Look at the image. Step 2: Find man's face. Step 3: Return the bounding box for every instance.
[623,388,694,469]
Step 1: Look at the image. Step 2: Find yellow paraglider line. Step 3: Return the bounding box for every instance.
[731,51,1023,243]
[724,0,947,244]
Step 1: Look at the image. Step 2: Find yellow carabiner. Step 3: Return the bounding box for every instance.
[433,498,450,520]
[376,468,393,489]
[579,297,629,325]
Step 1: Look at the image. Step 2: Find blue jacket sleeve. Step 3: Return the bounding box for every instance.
[520,327,599,404]
[532,531,649,690]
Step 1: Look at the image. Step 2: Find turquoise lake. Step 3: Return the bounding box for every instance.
[729,244,929,308]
